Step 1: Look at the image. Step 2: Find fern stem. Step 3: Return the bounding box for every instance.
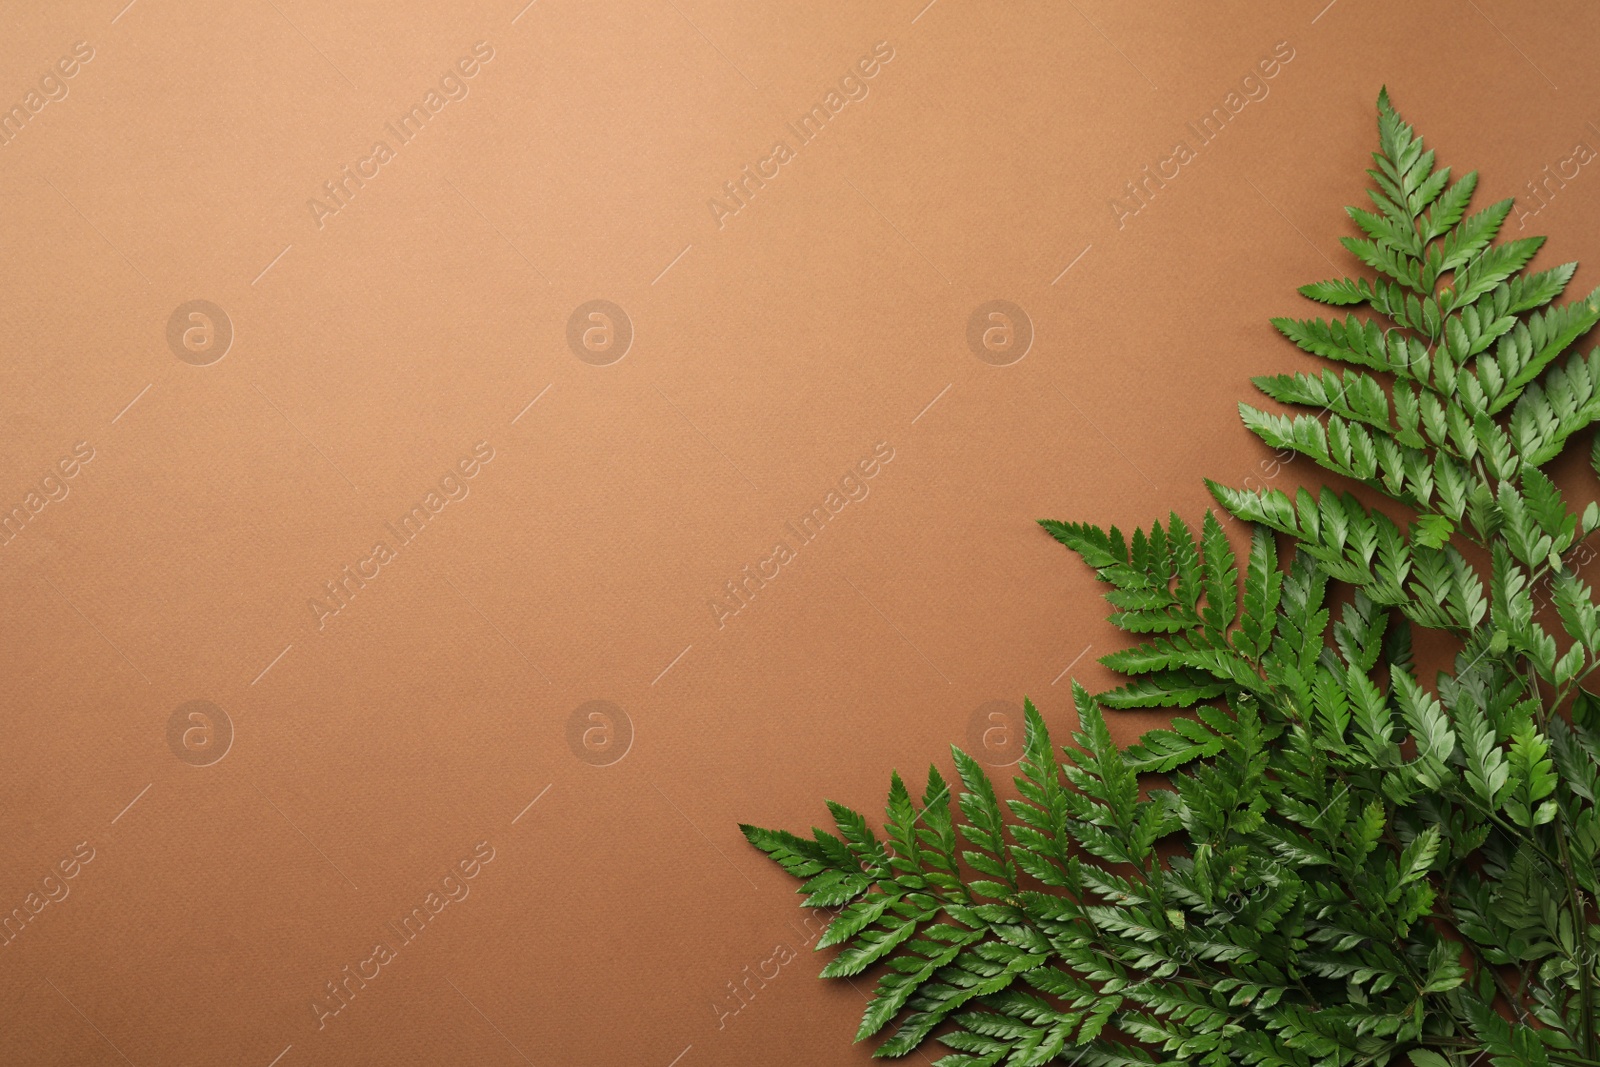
[1551,811,1599,1059]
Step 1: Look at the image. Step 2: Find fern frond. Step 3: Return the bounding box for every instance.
[747,89,1600,1066]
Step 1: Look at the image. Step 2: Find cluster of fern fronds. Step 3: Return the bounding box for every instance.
[742,90,1600,1065]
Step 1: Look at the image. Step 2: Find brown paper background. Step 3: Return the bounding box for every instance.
[2,1,1597,1064]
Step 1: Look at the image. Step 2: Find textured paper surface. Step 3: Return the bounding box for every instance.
[2,1,1597,1064]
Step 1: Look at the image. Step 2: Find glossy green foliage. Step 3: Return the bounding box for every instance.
[744,90,1600,1066]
